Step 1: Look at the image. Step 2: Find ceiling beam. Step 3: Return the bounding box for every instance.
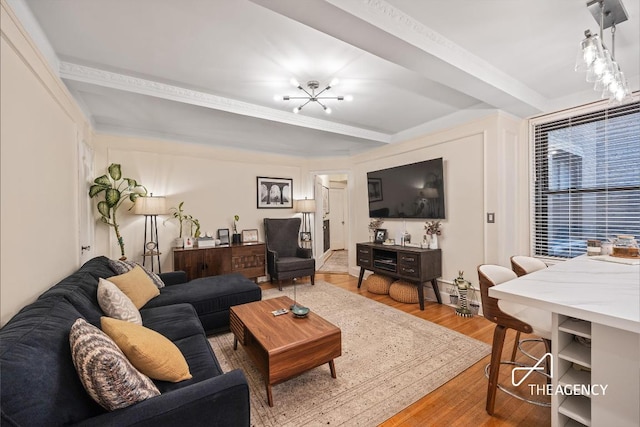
[250,0,550,118]
[58,61,392,144]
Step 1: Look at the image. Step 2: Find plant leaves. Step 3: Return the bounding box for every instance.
[105,188,120,207]
[129,193,140,202]
[93,175,111,186]
[89,184,107,198]
[97,201,111,218]
[126,178,137,188]
[108,164,122,181]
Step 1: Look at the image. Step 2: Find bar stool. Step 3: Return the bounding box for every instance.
[510,255,547,277]
[509,256,548,361]
[477,264,552,415]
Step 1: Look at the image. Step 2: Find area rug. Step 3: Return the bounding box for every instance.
[318,250,349,273]
[209,282,490,427]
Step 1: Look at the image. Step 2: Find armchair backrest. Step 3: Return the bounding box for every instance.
[263,218,301,257]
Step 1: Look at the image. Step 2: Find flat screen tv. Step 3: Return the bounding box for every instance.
[367,157,445,219]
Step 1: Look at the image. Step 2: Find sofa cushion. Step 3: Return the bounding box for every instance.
[109,259,165,288]
[153,334,224,394]
[101,317,192,382]
[146,273,261,315]
[109,265,160,309]
[70,318,160,411]
[0,298,108,426]
[140,303,204,342]
[97,278,142,324]
[276,256,315,272]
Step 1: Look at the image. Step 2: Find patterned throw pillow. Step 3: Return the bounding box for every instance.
[101,317,192,382]
[108,266,160,309]
[108,259,165,288]
[69,318,160,411]
[97,278,142,325]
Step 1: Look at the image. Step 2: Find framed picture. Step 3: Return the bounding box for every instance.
[300,231,312,242]
[241,229,258,243]
[257,176,293,209]
[184,236,194,249]
[322,185,329,214]
[368,178,383,202]
[217,228,230,245]
[374,228,387,244]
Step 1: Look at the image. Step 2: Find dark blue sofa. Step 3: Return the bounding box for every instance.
[0,256,262,426]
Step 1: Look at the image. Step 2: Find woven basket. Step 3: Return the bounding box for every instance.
[389,280,420,304]
[365,274,394,295]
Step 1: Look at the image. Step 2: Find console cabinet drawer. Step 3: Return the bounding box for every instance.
[356,244,372,267]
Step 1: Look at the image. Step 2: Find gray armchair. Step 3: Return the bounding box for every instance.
[263,218,315,290]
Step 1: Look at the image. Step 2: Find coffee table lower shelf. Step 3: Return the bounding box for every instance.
[230,296,342,406]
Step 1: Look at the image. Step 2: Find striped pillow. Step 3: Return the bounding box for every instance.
[97,278,142,325]
[109,259,165,288]
[69,318,159,411]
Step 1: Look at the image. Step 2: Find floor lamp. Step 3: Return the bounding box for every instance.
[296,198,316,245]
[134,195,166,273]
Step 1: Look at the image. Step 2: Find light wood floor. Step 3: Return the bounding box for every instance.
[266,273,551,427]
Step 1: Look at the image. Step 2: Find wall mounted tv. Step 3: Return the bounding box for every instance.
[367,157,445,219]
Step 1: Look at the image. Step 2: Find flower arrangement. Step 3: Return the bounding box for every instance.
[424,220,442,235]
[233,215,240,234]
[368,218,384,231]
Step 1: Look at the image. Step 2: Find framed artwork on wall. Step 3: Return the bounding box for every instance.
[257,176,293,209]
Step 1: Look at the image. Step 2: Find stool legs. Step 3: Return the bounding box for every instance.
[511,331,521,361]
[487,324,507,415]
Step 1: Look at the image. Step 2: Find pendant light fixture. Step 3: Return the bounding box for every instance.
[575,0,631,103]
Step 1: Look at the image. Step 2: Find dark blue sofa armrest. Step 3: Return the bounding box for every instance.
[159,271,188,286]
[73,369,250,427]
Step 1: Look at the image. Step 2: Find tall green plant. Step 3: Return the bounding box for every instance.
[89,163,147,259]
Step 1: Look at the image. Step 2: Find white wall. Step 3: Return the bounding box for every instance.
[92,134,312,273]
[1,2,91,325]
[348,113,527,300]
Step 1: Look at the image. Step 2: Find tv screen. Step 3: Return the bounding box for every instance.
[367,157,445,219]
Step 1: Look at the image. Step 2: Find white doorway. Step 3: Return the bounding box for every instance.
[329,184,346,250]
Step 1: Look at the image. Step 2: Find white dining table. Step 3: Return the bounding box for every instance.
[489,255,640,427]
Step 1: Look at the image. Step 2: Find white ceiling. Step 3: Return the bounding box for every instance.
[12,0,640,157]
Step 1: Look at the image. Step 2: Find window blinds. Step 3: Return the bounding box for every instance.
[532,101,640,259]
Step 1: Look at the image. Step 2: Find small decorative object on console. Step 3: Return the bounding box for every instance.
[374,228,387,244]
[241,229,259,243]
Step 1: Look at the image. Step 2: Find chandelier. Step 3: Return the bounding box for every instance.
[575,0,631,103]
[278,78,352,114]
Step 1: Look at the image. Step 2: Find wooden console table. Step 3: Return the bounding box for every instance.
[356,242,442,310]
[173,242,265,282]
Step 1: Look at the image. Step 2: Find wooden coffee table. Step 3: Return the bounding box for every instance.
[229,296,341,406]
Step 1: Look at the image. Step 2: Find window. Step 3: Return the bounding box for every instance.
[531,101,640,259]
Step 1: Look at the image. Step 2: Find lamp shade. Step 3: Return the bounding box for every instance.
[133,196,167,215]
[296,198,316,213]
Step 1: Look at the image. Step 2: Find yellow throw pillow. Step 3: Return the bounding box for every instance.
[101,317,192,383]
[108,265,160,309]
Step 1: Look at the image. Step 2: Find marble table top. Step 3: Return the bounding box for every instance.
[489,255,640,333]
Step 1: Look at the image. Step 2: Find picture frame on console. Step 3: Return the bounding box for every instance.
[374,228,387,243]
[257,176,293,209]
[218,228,230,245]
[300,231,311,242]
[241,229,258,243]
